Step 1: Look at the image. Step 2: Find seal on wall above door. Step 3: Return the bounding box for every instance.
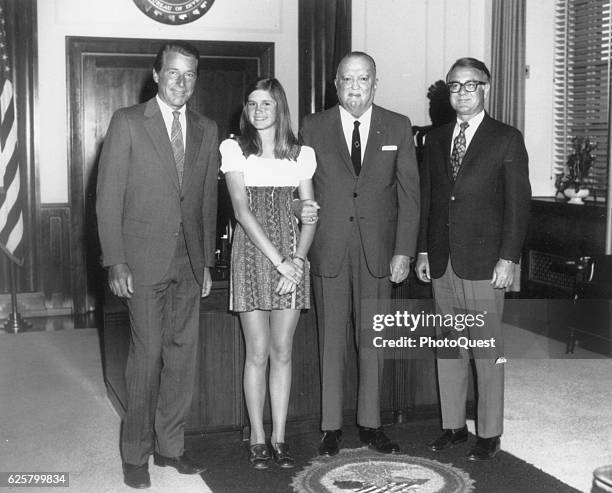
[133,0,215,25]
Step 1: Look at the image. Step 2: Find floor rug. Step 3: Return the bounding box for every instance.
[189,421,580,493]
[291,447,474,492]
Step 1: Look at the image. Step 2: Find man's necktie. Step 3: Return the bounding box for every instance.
[171,110,185,186]
[451,121,469,180]
[351,120,361,176]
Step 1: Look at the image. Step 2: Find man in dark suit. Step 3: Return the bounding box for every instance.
[300,51,420,456]
[416,57,531,461]
[96,41,218,488]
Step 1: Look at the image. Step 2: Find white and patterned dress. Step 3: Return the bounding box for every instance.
[220,138,316,312]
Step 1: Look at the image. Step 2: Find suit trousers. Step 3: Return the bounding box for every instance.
[122,228,201,465]
[312,224,391,430]
[431,260,505,438]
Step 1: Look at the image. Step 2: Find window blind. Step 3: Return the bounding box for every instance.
[554,0,611,199]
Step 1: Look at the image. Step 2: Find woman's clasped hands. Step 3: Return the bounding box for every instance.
[275,257,304,295]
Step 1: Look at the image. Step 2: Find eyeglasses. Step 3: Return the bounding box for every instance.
[446,80,487,93]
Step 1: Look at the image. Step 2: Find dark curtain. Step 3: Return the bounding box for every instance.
[490,0,526,132]
[298,0,351,124]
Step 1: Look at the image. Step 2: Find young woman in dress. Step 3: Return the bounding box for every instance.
[220,78,317,469]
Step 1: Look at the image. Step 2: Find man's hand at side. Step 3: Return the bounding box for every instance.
[390,254,411,283]
[415,253,431,283]
[491,259,514,289]
[108,263,134,298]
[201,267,212,298]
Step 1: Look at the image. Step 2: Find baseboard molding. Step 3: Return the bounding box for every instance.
[0,291,72,319]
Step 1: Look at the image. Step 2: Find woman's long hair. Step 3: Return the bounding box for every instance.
[238,78,299,161]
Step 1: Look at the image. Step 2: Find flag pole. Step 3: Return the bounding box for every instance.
[0,2,29,332]
[2,256,29,334]
[605,57,612,255]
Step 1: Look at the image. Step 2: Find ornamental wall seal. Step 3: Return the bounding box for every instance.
[133,0,215,25]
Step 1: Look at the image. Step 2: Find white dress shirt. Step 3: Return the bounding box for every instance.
[450,109,485,156]
[339,105,372,164]
[156,96,187,146]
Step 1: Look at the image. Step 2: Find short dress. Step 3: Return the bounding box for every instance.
[220,138,317,312]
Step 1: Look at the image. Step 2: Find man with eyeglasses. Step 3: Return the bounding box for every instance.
[416,57,531,460]
[300,51,420,456]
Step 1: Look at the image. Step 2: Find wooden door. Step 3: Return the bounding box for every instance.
[67,37,273,314]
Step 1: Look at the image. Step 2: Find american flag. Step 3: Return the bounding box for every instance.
[0,1,23,266]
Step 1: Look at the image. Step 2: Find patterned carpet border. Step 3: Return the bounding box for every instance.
[291,447,475,493]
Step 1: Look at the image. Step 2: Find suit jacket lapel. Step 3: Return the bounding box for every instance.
[331,106,358,176]
[144,98,180,191]
[442,123,455,183]
[182,108,204,191]
[360,105,383,178]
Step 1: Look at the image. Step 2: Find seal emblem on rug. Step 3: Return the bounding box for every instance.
[291,448,474,493]
[133,0,215,25]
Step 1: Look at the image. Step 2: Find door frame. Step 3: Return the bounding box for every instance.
[66,37,274,314]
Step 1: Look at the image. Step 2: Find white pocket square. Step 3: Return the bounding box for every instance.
[381,145,397,151]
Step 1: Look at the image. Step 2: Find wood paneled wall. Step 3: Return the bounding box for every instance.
[103,293,441,434]
[39,205,72,311]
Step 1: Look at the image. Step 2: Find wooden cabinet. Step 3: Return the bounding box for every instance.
[522,197,606,297]
[519,197,611,354]
[102,283,440,434]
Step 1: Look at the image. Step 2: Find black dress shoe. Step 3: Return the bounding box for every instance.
[271,442,295,468]
[359,427,400,454]
[248,443,271,469]
[466,436,500,461]
[123,462,151,489]
[428,426,468,451]
[153,452,206,474]
[318,429,342,456]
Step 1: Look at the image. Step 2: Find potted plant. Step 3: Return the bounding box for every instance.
[555,136,597,204]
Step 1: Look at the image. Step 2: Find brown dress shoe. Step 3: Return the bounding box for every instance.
[153,452,206,474]
[359,427,400,454]
[318,429,342,456]
[466,436,500,461]
[428,425,468,451]
[123,462,151,489]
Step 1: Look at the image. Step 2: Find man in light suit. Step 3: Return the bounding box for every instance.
[300,52,420,456]
[416,57,531,460]
[96,41,218,488]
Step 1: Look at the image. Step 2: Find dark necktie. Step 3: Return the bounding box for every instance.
[171,110,185,186]
[351,120,361,176]
[451,121,469,180]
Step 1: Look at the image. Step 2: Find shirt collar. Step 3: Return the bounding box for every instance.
[456,110,485,130]
[339,104,373,126]
[156,95,186,118]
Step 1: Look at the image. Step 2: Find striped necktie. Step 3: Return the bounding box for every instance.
[171,110,185,186]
